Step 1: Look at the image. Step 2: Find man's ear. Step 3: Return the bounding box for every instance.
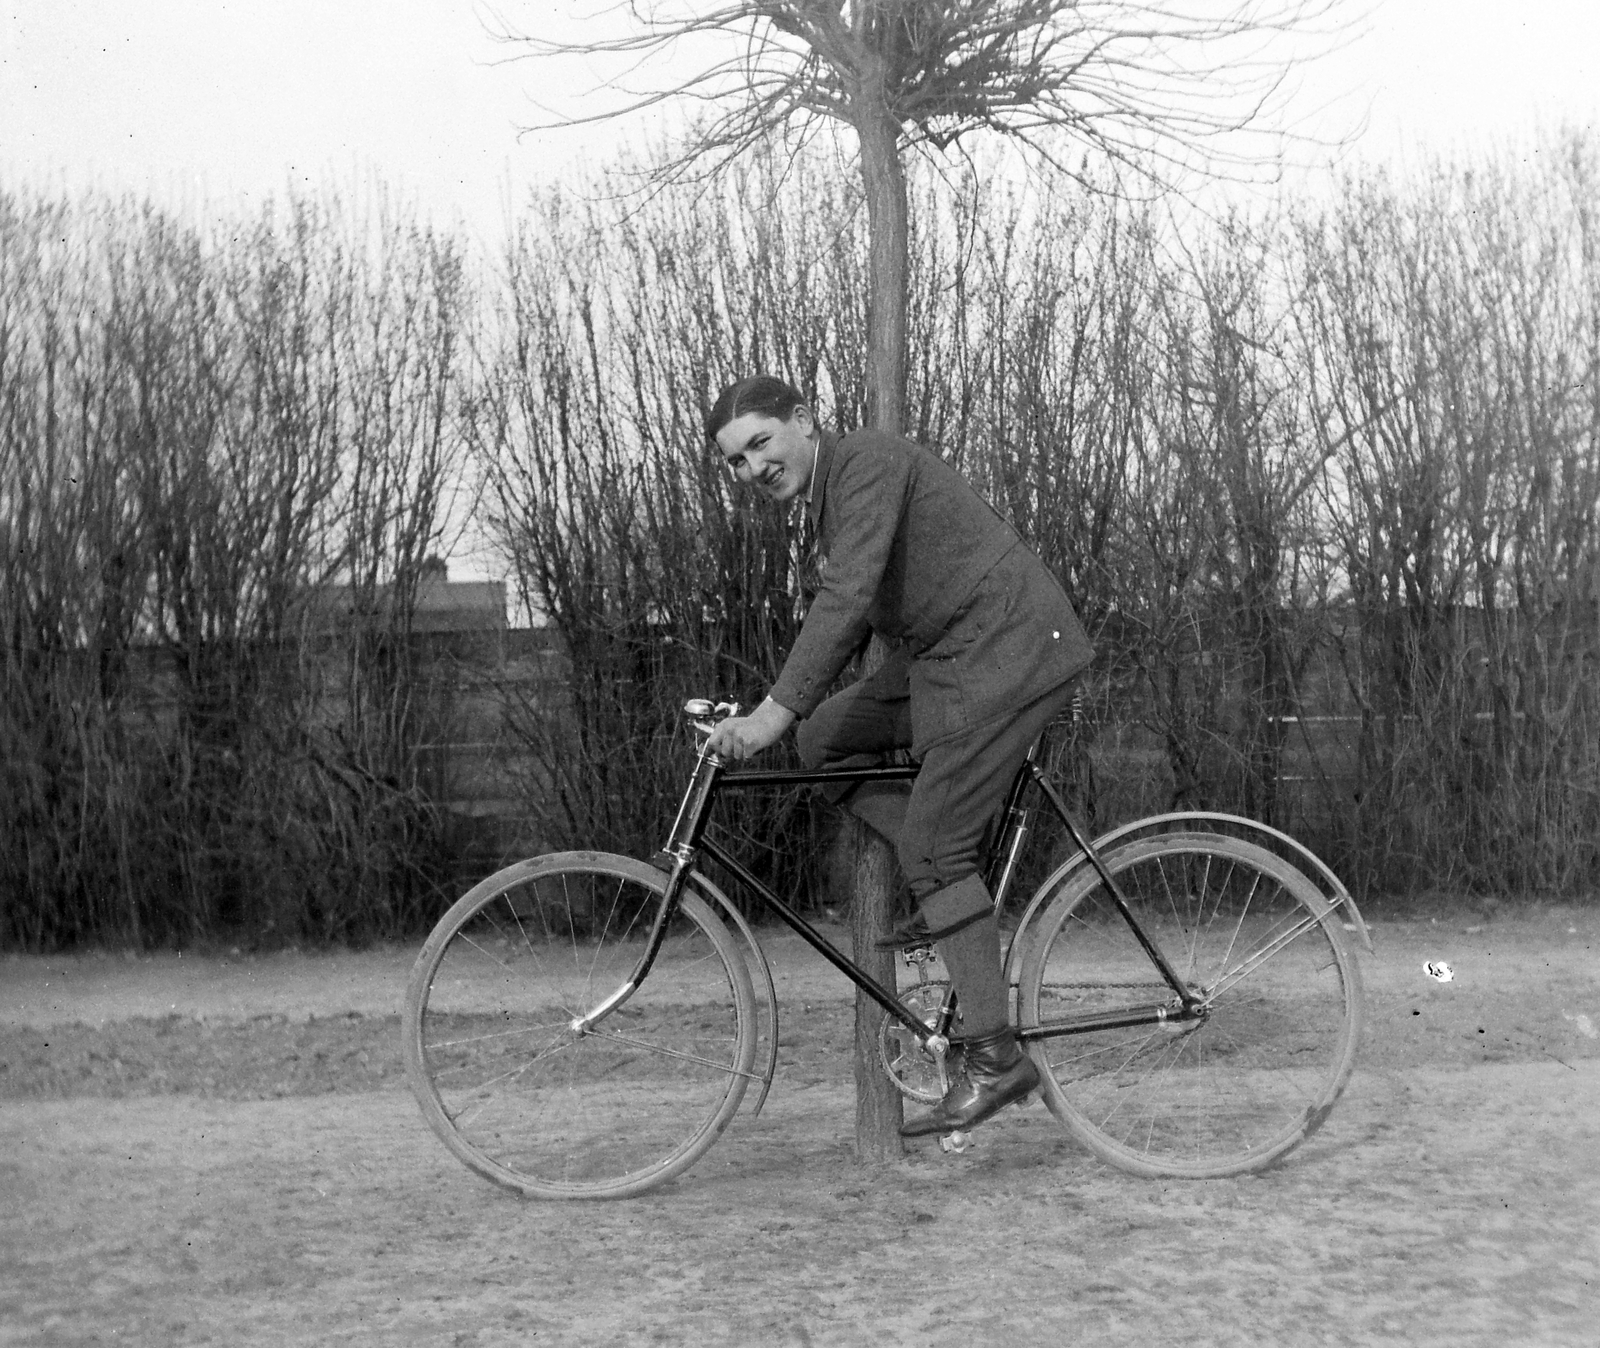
[791,404,815,435]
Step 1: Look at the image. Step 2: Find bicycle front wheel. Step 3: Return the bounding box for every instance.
[403,852,757,1200]
[1016,833,1362,1178]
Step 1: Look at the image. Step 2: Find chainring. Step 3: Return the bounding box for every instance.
[877,980,961,1104]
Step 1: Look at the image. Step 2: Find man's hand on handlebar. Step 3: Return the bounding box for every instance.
[703,697,796,761]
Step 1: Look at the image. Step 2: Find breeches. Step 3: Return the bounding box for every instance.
[796,667,1075,923]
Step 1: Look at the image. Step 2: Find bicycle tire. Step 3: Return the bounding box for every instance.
[403,852,757,1200]
[1016,832,1362,1178]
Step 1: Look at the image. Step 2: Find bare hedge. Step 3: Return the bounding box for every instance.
[3,133,1597,948]
[477,137,1598,906]
[0,194,469,947]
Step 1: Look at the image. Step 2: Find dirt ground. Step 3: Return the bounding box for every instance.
[2,905,1597,1347]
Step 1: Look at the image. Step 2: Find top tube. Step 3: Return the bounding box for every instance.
[717,762,920,788]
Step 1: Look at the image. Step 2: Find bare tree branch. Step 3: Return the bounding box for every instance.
[490,0,1356,189]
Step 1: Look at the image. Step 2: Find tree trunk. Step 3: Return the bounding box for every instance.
[849,811,903,1161]
[849,98,909,1163]
[857,107,908,434]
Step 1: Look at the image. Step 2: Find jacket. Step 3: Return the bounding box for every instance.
[769,428,1093,753]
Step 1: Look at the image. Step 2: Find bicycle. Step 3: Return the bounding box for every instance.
[402,698,1369,1200]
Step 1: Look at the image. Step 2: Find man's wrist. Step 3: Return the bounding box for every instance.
[757,697,797,730]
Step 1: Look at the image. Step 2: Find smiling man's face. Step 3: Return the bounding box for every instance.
[715,405,818,504]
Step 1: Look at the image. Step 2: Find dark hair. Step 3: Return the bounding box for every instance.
[705,375,806,444]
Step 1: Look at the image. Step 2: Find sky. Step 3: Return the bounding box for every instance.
[2,0,1598,252]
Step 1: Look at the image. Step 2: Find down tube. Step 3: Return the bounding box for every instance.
[695,835,934,1040]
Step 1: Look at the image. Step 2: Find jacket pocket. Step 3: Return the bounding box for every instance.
[908,651,971,754]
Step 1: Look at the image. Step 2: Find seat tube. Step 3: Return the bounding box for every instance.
[985,745,1039,905]
[987,802,1032,909]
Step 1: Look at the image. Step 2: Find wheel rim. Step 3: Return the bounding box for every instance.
[1020,834,1361,1177]
[406,857,754,1199]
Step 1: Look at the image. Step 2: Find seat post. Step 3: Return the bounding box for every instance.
[984,744,1041,905]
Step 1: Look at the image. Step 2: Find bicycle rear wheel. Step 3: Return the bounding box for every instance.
[1016,833,1362,1178]
[403,852,757,1200]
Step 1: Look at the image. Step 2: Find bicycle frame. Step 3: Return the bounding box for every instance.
[406,723,1368,1196]
[590,739,1209,1052]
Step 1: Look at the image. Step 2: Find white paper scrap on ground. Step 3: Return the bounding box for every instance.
[1424,960,1454,983]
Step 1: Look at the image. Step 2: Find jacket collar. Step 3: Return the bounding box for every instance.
[807,429,837,533]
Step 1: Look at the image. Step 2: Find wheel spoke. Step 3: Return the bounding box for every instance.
[445,1038,573,1124]
[583,1027,762,1081]
[1206,908,1331,1001]
[429,1019,572,1051]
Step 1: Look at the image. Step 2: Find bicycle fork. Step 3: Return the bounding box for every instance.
[567,748,723,1035]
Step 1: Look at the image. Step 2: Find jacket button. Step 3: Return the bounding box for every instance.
[1052,630,1060,639]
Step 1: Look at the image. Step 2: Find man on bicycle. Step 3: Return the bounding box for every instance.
[704,375,1094,1138]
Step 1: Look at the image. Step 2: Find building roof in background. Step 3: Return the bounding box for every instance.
[312,574,507,634]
